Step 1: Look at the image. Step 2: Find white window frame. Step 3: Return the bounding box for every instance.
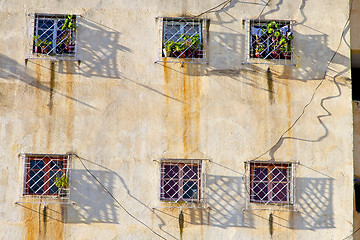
[155,158,208,208]
[245,161,297,211]
[156,17,208,64]
[28,13,78,60]
[18,153,72,204]
[243,19,295,65]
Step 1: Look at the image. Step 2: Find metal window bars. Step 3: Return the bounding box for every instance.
[154,158,208,209]
[243,19,295,65]
[156,17,208,64]
[18,153,72,204]
[244,161,297,211]
[27,13,78,61]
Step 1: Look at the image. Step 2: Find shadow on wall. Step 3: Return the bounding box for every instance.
[66,169,120,224]
[293,177,335,230]
[248,176,334,231]
[0,53,97,110]
[68,17,131,79]
[205,174,253,228]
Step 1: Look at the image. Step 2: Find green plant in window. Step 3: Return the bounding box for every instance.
[55,172,69,189]
[163,40,175,57]
[266,21,280,36]
[61,14,76,31]
[33,35,42,47]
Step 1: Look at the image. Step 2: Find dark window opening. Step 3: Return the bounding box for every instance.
[352,68,360,101]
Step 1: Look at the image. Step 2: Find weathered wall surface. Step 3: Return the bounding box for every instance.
[0,0,353,239]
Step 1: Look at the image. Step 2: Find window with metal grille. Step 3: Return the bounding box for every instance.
[31,14,77,58]
[23,154,70,197]
[249,162,294,204]
[158,17,207,63]
[245,20,294,64]
[160,160,203,202]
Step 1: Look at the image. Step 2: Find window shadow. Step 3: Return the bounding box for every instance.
[63,17,132,79]
[0,53,97,110]
[66,169,120,224]
[205,174,254,228]
[292,177,335,230]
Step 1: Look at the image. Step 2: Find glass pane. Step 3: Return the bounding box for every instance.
[30,160,45,169]
[164,165,179,179]
[272,183,288,202]
[164,24,181,42]
[253,167,268,181]
[272,168,288,182]
[183,181,198,199]
[29,170,44,194]
[183,165,198,180]
[252,182,268,202]
[163,180,179,199]
[183,23,200,37]
[51,160,63,169]
[49,171,59,194]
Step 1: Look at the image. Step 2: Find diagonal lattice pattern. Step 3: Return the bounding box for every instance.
[244,19,295,65]
[21,154,71,203]
[160,159,205,203]
[157,17,207,63]
[29,14,77,59]
[246,162,295,207]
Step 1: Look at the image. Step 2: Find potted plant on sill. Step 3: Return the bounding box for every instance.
[281,42,293,59]
[255,44,265,58]
[173,41,187,58]
[189,34,203,58]
[163,40,175,57]
[55,172,69,197]
[33,35,43,53]
[41,39,52,54]
[61,14,76,54]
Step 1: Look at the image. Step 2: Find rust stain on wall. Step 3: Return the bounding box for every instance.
[23,203,65,240]
[33,61,42,149]
[163,60,201,157]
[285,79,292,155]
[49,61,55,114]
[47,61,55,150]
[65,62,75,148]
[266,67,274,104]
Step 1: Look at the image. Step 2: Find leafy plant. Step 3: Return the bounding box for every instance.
[281,42,293,54]
[164,40,175,52]
[255,44,265,53]
[266,21,280,37]
[174,41,186,52]
[33,35,42,47]
[61,14,76,31]
[55,173,69,189]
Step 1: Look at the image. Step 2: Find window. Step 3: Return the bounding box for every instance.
[247,20,294,62]
[160,159,204,202]
[158,17,207,62]
[22,154,70,197]
[249,162,294,205]
[31,14,77,58]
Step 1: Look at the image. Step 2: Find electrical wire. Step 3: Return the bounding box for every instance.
[251,0,352,162]
[256,0,272,19]
[75,154,167,240]
[194,0,232,18]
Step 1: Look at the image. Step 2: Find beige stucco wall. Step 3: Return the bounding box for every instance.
[0,0,353,239]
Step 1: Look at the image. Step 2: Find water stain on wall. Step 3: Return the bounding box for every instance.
[65,62,75,148]
[163,60,201,157]
[23,203,65,240]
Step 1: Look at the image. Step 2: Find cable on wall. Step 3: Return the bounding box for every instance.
[194,0,232,18]
[75,154,167,240]
[251,0,352,162]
